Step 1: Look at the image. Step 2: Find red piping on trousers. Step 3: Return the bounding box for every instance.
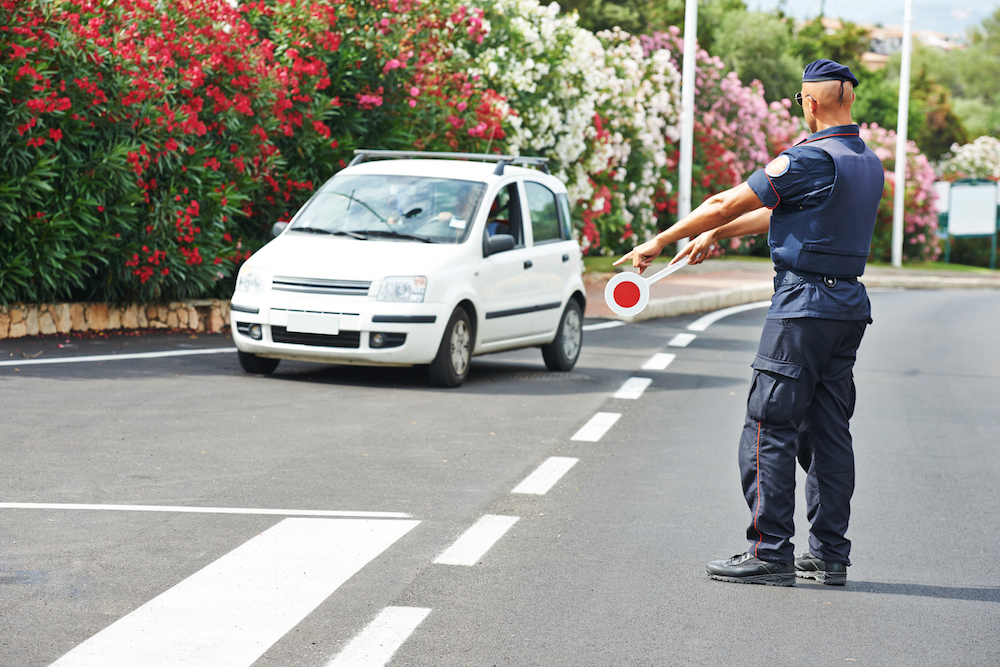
[753,421,763,557]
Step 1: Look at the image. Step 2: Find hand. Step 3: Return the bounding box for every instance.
[612,237,663,274]
[437,211,454,223]
[673,230,716,266]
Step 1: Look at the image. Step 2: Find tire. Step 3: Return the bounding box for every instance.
[238,350,280,375]
[541,300,583,371]
[428,308,472,387]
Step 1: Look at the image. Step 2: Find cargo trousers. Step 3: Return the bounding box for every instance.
[739,316,868,565]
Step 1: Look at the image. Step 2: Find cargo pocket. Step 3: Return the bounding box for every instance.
[747,355,803,424]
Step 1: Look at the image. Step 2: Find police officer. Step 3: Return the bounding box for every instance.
[614,59,884,586]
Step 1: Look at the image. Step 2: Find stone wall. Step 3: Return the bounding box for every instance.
[0,300,231,339]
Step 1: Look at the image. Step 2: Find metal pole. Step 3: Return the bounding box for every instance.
[891,0,913,267]
[676,0,698,252]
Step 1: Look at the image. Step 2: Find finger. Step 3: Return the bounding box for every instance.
[611,251,632,267]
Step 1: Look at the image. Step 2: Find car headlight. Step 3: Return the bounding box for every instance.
[377,276,427,303]
[235,265,271,294]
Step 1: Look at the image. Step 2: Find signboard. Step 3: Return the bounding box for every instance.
[948,182,998,236]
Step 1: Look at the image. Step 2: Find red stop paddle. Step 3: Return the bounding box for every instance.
[604,258,689,317]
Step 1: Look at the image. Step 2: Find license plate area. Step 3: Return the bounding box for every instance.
[286,312,340,335]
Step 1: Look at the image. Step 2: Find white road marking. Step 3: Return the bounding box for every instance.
[0,502,410,519]
[325,606,431,667]
[512,457,579,495]
[642,353,676,371]
[434,515,519,566]
[687,300,770,331]
[0,347,237,367]
[582,320,626,332]
[668,333,697,347]
[613,377,652,400]
[571,412,621,442]
[49,518,419,667]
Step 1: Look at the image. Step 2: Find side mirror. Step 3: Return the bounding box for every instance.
[271,221,289,238]
[484,233,515,257]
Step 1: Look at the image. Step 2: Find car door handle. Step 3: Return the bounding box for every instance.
[523,260,533,269]
[562,254,570,262]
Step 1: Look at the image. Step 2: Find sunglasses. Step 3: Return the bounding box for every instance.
[794,92,816,107]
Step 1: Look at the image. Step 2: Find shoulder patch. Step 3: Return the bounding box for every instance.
[765,154,791,178]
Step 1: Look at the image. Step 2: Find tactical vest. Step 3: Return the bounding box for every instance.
[769,133,884,277]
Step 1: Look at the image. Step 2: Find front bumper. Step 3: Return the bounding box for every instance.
[230,295,449,366]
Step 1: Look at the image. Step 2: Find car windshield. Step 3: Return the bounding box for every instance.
[288,174,487,244]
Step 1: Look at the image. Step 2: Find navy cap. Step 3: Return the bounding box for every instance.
[802,58,860,88]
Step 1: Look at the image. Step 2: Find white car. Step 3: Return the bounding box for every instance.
[230,150,586,387]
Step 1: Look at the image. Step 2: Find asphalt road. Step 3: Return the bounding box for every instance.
[1,289,998,667]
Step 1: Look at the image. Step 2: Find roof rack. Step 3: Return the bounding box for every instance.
[348,149,549,175]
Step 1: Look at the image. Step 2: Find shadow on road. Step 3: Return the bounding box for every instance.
[800,580,1000,602]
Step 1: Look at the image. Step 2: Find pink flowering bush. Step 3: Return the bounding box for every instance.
[641,29,803,258]
[860,123,942,262]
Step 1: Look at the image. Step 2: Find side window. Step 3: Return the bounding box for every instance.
[485,183,524,247]
[525,182,562,244]
[556,193,573,240]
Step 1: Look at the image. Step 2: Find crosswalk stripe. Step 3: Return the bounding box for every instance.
[434,515,519,566]
[571,412,621,442]
[512,457,579,495]
[49,517,419,667]
[325,606,431,667]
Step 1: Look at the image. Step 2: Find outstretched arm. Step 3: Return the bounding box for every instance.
[613,182,764,274]
[672,207,771,265]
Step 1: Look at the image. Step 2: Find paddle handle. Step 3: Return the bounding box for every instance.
[643,257,689,286]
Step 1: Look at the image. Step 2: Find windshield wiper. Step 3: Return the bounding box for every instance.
[290,227,368,240]
[357,229,433,243]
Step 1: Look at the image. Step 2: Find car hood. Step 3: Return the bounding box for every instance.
[249,233,471,281]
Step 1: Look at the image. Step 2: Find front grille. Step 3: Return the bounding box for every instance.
[272,276,371,296]
[270,326,361,348]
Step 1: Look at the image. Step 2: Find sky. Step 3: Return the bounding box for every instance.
[749,0,998,37]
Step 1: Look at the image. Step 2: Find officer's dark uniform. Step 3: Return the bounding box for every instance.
[735,69,885,568]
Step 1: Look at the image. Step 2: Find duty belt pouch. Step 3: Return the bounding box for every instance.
[747,356,803,424]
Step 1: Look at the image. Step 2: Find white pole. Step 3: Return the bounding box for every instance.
[677,0,698,252]
[891,0,913,268]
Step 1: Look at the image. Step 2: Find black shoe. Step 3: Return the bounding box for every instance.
[794,552,847,585]
[706,552,795,586]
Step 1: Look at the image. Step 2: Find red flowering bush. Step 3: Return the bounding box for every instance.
[0,0,499,304]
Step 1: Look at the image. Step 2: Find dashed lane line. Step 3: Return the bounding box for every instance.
[325,606,431,667]
[0,347,237,367]
[613,377,652,400]
[49,517,419,667]
[570,412,621,442]
[642,353,676,371]
[433,515,520,566]
[0,502,411,518]
[668,333,697,347]
[512,457,580,495]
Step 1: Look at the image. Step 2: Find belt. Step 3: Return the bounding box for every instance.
[773,270,857,291]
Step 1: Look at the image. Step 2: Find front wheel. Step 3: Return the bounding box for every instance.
[238,350,280,375]
[541,300,582,371]
[428,308,472,387]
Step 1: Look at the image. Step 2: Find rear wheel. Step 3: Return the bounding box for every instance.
[237,350,280,375]
[541,300,582,371]
[429,308,472,387]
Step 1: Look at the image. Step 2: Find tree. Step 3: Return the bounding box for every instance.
[789,17,869,73]
[713,11,802,103]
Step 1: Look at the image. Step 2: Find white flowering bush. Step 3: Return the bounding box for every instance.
[937,135,1000,181]
[463,0,682,253]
